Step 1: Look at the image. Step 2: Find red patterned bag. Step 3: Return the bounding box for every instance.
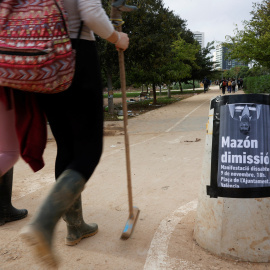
[0,0,75,93]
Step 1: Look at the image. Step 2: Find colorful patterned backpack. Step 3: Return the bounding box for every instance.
[0,0,75,93]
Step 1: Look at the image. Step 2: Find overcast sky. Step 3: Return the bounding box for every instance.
[162,0,261,47]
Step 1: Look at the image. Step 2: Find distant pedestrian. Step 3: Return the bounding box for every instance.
[221,79,227,95]
[227,79,232,93]
[202,77,210,93]
[237,78,241,90]
[232,79,236,93]
[240,78,243,89]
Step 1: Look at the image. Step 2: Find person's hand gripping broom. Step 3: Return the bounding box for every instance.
[110,0,140,240]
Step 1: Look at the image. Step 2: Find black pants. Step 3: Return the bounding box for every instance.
[222,87,226,94]
[37,40,103,181]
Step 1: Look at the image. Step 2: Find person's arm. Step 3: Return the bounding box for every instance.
[78,0,129,50]
[106,31,129,51]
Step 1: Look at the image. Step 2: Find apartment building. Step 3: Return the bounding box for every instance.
[215,44,248,70]
[193,31,205,48]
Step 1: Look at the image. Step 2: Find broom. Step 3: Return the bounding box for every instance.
[110,0,140,240]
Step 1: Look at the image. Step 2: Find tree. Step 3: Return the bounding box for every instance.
[189,41,216,89]
[98,0,205,105]
[224,0,270,68]
[122,0,192,103]
[223,66,249,79]
[163,35,200,94]
[247,66,270,77]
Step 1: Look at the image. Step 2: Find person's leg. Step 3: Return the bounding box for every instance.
[36,88,99,247]
[37,89,74,179]
[37,40,103,181]
[0,95,27,225]
[0,98,19,175]
[0,167,28,225]
[222,87,225,94]
[62,195,98,246]
[20,41,103,266]
[20,169,86,267]
[59,40,102,245]
[66,40,103,180]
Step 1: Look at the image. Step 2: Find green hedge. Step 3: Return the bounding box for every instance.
[244,75,270,93]
[172,81,200,90]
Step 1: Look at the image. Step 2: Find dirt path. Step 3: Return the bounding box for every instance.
[2,86,269,270]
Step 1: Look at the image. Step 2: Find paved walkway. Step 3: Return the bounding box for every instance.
[3,86,266,270]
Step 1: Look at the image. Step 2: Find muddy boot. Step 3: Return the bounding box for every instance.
[0,167,28,226]
[63,195,98,246]
[20,169,85,268]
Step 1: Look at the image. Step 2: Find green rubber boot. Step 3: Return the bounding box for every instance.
[63,195,98,246]
[0,167,28,226]
[20,169,85,268]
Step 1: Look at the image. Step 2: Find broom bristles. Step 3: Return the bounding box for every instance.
[120,207,140,240]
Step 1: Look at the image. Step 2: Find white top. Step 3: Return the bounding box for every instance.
[63,0,115,41]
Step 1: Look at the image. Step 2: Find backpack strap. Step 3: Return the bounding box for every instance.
[54,0,69,36]
[78,21,83,39]
[55,0,82,41]
[74,21,83,49]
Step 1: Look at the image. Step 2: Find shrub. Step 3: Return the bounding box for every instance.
[244,75,270,93]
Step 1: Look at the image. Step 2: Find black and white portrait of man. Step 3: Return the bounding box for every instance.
[217,102,270,189]
[228,104,262,135]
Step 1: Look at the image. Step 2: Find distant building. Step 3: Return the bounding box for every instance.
[215,44,223,69]
[193,31,205,48]
[212,51,217,68]
[215,44,248,70]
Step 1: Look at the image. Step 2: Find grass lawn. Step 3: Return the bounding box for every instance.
[104,89,204,121]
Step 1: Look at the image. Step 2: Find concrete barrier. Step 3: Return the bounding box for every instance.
[194,97,270,262]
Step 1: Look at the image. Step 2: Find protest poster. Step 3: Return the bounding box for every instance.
[207,94,270,198]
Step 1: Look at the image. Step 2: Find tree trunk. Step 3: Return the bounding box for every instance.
[107,72,114,114]
[179,81,183,92]
[159,85,162,95]
[152,83,157,104]
[192,79,195,91]
[167,84,171,98]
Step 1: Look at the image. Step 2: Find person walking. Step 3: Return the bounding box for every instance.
[240,78,244,89]
[221,78,227,95]
[19,0,130,267]
[227,79,232,93]
[202,77,209,93]
[232,79,236,93]
[0,76,48,226]
[237,78,241,90]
